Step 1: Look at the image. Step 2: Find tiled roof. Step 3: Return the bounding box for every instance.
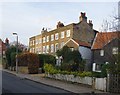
[73,39,91,47]
[92,31,120,49]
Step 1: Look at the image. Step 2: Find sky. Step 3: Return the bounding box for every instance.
[0,0,119,46]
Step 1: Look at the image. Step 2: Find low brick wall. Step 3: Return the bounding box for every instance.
[18,66,28,74]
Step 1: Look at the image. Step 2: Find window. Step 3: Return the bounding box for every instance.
[61,31,64,38]
[30,48,32,53]
[39,38,42,44]
[46,45,49,53]
[55,43,59,52]
[51,44,54,53]
[112,47,118,54]
[51,34,54,41]
[36,39,38,45]
[30,41,32,46]
[33,40,35,45]
[46,36,49,42]
[35,47,38,53]
[55,33,59,40]
[33,48,35,53]
[66,30,71,37]
[43,46,46,53]
[100,50,104,56]
[60,42,64,48]
[43,37,46,43]
[70,47,74,51]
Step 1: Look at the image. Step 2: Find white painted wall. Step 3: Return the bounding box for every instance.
[47,74,107,91]
[95,78,106,91]
[79,46,91,60]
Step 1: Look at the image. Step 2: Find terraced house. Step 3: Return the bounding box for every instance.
[29,12,98,55]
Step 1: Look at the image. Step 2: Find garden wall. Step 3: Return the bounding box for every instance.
[46,74,107,91]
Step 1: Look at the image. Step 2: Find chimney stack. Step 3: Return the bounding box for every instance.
[88,20,93,29]
[79,12,87,22]
[56,21,64,28]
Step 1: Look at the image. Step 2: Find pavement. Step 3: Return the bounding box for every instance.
[2,68,117,94]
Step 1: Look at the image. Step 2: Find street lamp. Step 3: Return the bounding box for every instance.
[13,33,18,74]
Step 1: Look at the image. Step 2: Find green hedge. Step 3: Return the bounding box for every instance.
[38,54,56,68]
[44,64,92,77]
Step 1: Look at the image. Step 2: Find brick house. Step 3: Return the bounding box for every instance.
[0,39,8,58]
[29,12,98,55]
[91,31,120,72]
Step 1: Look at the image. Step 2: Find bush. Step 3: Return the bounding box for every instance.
[101,64,109,77]
[18,53,39,74]
[38,54,56,67]
[92,72,101,78]
[44,64,92,77]
[44,63,57,74]
[5,46,22,67]
[27,53,39,74]
[18,53,28,66]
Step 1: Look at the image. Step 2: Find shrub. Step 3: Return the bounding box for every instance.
[38,54,56,67]
[44,63,57,74]
[78,71,92,77]
[5,46,22,67]
[101,64,109,77]
[18,53,28,66]
[44,64,92,77]
[18,53,39,74]
[92,72,101,78]
[27,53,39,74]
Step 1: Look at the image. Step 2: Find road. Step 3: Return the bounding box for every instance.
[2,71,72,94]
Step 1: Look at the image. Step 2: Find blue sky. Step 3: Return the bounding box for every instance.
[0,1,119,45]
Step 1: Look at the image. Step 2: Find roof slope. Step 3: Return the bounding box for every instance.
[92,31,120,49]
[73,39,91,47]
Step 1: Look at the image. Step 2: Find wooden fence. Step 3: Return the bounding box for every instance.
[109,74,120,93]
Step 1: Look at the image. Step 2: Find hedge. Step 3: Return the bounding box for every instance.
[44,64,92,77]
[38,54,56,67]
[18,52,39,74]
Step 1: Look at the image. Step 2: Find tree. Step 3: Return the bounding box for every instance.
[56,46,84,71]
[72,50,82,64]
[5,46,22,67]
[56,46,72,63]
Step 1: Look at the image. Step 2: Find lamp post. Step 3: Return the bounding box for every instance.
[13,33,18,74]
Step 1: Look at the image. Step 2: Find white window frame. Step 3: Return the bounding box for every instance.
[51,34,54,41]
[46,45,49,53]
[60,42,64,48]
[30,48,32,53]
[51,44,54,53]
[61,31,64,39]
[46,36,49,42]
[36,39,38,45]
[112,47,118,54]
[30,41,32,46]
[33,48,35,53]
[100,50,104,56]
[66,30,71,37]
[43,46,46,53]
[43,37,46,43]
[55,33,59,40]
[33,40,35,45]
[39,38,42,44]
[55,43,59,52]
